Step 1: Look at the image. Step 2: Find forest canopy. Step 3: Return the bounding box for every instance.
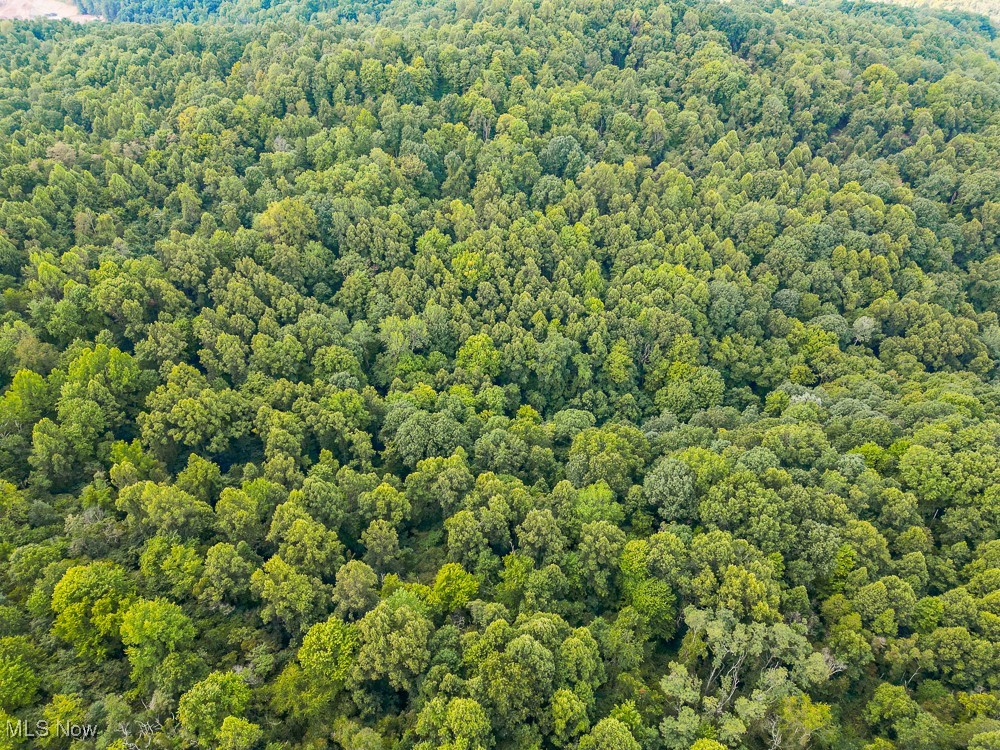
[0,0,999,749]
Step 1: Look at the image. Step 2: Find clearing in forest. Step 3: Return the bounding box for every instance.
[0,0,100,20]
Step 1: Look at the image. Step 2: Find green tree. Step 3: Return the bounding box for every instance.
[354,590,434,694]
[178,672,252,746]
[119,598,197,693]
[51,562,135,660]
[251,555,327,633]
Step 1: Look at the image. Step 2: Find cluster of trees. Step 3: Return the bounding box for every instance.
[72,0,395,23]
[867,0,1000,25]
[71,0,219,23]
[0,0,999,748]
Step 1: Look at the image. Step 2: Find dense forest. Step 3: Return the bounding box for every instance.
[880,0,1000,24]
[0,0,999,748]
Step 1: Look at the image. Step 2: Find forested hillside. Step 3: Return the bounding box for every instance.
[71,0,393,24]
[1,1,999,749]
[877,0,1000,24]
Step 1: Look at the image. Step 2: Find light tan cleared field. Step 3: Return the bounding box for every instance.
[0,0,100,21]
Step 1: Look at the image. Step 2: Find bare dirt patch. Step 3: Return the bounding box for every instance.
[0,0,101,21]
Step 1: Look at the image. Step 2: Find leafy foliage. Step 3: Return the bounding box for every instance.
[0,0,998,748]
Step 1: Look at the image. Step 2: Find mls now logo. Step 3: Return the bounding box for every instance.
[6,720,98,739]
